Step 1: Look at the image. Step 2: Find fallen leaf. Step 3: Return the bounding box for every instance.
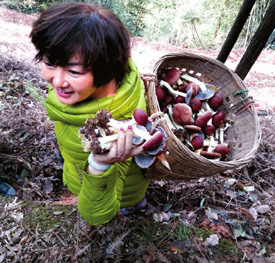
[240,208,254,219]
[243,186,255,192]
[233,225,246,238]
[205,209,218,220]
[226,189,237,199]
[226,178,237,186]
[255,205,270,214]
[204,234,219,246]
[248,207,258,220]
[53,211,64,216]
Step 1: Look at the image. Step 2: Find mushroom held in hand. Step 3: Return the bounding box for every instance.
[79,108,169,169]
[133,108,148,126]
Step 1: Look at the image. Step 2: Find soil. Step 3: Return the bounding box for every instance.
[0,7,274,263]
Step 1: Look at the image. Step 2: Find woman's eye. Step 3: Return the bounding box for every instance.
[69,70,82,76]
[44,61,54,68]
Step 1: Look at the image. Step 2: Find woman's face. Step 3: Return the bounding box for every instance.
[41,55,97,105]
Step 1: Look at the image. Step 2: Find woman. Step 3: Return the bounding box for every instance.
[30,2,150,225]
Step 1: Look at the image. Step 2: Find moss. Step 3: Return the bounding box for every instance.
[193,227,243,258]
[215,239,242,257]
[22,202,75,232]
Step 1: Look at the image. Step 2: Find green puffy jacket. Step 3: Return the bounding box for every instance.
[45,58,150,225]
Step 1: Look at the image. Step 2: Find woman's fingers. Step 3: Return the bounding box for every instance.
[93,124,144,163]
[124,125,134,156]
[116,127,125,158]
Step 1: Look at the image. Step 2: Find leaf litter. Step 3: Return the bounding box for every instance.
[0,28,275,263]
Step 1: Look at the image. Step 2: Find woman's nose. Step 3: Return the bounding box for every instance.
[52,68,69,88]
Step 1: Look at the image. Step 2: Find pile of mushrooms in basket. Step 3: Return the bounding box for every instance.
[156,67,232,160]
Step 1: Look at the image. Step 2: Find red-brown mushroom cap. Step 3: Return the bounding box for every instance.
[133,108,148,126]
[189,98,202,112]
[214,144,229,156]
[142,131,163,151]
[208,92,224,109]
[200,151,221,159]
[203,125,216,136]
[161,68,180,85]
[156,86,166,102]
[172,103,193,125]
[195,111,212,127]
[183,125,201,132]
[191,136,204,150]
[212,111,226,127]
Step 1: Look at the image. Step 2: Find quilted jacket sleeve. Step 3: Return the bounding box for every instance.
[77,158,132,226]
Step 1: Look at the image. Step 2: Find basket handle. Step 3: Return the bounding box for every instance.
[140,73,157,94]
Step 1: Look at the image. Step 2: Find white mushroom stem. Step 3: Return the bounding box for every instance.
[219,123,231,144]
[177,78,183,85]
[215,128,219,140]
[224,123,231,131]
[220,128,224,144]
[159,80,187,98]
[108,118,151,140]
[98,134,119,144]
[203,136,218,152]
[164,113,177,129]
[181,74,207,92]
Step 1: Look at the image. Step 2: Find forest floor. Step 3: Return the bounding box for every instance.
[0,7,274,263]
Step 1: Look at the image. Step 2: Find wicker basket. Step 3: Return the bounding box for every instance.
[143,52,261,180]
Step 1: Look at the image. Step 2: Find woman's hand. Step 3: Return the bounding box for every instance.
[88,125,144,174]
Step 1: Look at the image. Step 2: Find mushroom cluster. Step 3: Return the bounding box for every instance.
[156,67,231,160]
[79,109,169,168]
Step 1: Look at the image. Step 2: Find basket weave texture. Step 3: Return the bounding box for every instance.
[143,52,261,180]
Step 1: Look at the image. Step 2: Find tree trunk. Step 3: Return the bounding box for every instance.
[217,0,257,63]
[235,0,275,80]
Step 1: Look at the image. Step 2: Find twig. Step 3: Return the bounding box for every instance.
[54,233,67,247]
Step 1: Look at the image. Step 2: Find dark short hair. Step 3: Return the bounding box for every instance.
[30,2,131,87]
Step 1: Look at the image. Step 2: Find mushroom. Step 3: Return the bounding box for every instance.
[133,108,148,126]
[202,125,216,136]
[186,82,200,97]
[181,74,217,100]
[212,111,226,128]
[160,68,180,85]
[189,98,202,112]
[208,92,224,109]
[155,86,166,102]
[191,135,204,150]
[195,111,212,127]
[214,144,229,157]
[200,151,221,159]
[159,80,187,100]
[172,103,194,126]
